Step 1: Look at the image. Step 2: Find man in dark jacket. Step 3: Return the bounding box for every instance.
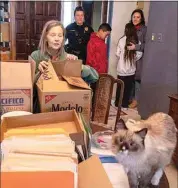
[65,6,93,64]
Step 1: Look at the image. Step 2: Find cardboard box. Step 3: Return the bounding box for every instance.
[1,110,84,145]
[0,22,10,41]
[1,110,113,188]
[36,60,91,123]
[0,58,36,116]
[0,51,10,61]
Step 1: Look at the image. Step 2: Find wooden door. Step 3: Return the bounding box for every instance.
[15,1,30,60]
[30,1,61,54]
[15,1,61,60]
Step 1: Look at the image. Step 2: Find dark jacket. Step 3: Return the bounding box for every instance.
[86,33,108,74]
[65,22,93,64]
[135,25,147,80]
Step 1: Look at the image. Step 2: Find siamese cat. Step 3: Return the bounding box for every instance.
[112,113,177,188]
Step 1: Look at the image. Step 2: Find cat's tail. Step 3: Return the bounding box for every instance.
[145,112,177,149]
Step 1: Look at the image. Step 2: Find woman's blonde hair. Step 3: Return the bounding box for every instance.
[39,20,65,55]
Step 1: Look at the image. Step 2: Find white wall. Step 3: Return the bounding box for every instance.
[108,2,137,78]
[143,1,150,24]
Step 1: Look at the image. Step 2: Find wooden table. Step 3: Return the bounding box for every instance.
[168,94,178,169]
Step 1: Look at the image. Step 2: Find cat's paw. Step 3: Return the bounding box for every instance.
[151,176,160,186]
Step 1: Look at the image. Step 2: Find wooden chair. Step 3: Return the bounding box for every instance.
[91,73,124,130]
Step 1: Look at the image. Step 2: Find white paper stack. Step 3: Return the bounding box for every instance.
[1,133,78,188]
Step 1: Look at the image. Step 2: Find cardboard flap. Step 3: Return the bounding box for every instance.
[36,61,58,89]
[62,76,90,90]
[52,60,82,77]
[78,155,113,188]
[28,56,36,84]
[1,62,32,89]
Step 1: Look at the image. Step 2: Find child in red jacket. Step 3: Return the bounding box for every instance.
[86,23,111,108]
[86,23,112,74]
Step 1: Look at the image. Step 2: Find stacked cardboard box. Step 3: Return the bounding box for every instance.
[0,58,36,116]
[1,110,113,188]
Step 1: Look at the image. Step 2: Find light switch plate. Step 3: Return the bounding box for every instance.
[157,33,163,42]
[151,33,156,41]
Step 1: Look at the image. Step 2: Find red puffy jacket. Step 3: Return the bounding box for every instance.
[86,33,108,74]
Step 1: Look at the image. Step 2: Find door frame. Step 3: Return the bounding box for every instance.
[101,1,108,23]
[10,1,16,60]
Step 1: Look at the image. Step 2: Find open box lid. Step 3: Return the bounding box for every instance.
[0,110,85,146]
[78,155,113,188]
[52,60,82,77]
[37,61,90,91]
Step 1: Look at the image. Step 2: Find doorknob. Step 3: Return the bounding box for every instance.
[26,39,30,46]
[32,43,35,47]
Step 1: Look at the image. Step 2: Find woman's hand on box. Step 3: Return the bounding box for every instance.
[66,54,78,60]
[38,61,48,73]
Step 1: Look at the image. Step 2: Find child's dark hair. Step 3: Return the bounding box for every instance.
[98,23,112,32]
[74,6,85,16]
[124,23,138,65]
[130,9,145,26]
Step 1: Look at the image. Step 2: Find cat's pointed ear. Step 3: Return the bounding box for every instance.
[115,119,128,131]
[135,128,148,139]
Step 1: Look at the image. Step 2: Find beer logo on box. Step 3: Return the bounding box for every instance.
[42,70,52,80]
[45,95,57,104]
[52,101,83,113]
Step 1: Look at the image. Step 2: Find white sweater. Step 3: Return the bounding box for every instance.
[116,36,143,76]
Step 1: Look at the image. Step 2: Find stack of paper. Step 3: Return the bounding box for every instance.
[1,128,78,188]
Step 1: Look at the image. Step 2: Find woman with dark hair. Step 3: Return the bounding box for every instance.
[115,23,143,109]
[128,9,147,108]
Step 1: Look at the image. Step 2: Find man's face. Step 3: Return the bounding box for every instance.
[75,11,84,25]
[100,31,111,40]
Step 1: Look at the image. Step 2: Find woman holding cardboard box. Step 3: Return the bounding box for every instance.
[31,20,77,73]
[31,20,98,83]
[31,20,98,113]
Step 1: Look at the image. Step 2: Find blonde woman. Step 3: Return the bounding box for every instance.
[31,20,77,73]
[31,20,98,82]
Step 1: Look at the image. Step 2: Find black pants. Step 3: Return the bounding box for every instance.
[90,82,97,109]
[115,75,135,108]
